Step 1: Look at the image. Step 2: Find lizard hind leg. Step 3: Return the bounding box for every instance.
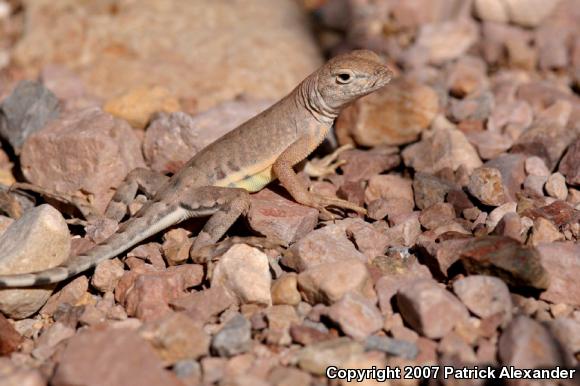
[105,167,170,222]
[182,186,251,263]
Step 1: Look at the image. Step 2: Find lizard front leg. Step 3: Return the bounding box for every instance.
[273,135,366,218]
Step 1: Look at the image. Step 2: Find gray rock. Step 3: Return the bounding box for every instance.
[0,80,59,152]
[211,314,252,357]
[0,205,70,319]
[364,335,418,359]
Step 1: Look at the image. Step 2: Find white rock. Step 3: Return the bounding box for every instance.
[211,244,272,305]
[505,0,560,27]
[0,205,70,319]
[474,0,509,23]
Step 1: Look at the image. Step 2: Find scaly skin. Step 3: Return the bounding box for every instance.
[0,49,392,287]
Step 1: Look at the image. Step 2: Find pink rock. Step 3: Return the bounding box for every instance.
[91,258,125,293]
[559,138,580,185]
[0,313,22,355]
[336,78,438,146]
[402,126,482,175]
[337,147,401,182]
[170,285,235,324]
[537,242,580,307]
[115,264,203,320]
[446,56,489,97]
[364,174,414,207]
[40,276,89,317]
[453,275,513,324]
[396,279,469,339]
[467,167,507,206]
[498,316,566,369]
[327,292,383,341]
[339,218,389,259]
[484,154,526,203]
[297,259,374,305]
[51,326,182,386]
[20,108,145,212]
[419,203,456,230]
[248,189,318,246]
[282,224,366,272]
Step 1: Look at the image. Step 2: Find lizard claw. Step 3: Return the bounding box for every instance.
[304,144,353,178]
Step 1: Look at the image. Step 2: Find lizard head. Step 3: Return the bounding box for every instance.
[315,50,393,112]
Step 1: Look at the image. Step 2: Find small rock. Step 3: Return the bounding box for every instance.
[282,224,366,272]
[504,0,561,27]
[264,304,300,346]
[271,273,301,306]
[0,205,70,319]
[512,101,576,170]
[140,311,209,365]
[402,126,482,174]
[116,264,204,320]
[459,236,550,290]
[336,78,438,146]
[211,314,252,357]
[396,279,469,339]
[337,147,401,182]
[298,259,373,305]
[51,326,182,386]
[523,175,548,197]
[559,138,580,185]
[449,91,494,122]
[170,285,234,324]
[340,218,390,259]
[104,86,180,129]
[248,189,318,246]
[161,228,192,265]
[467,167,507,206]
[473,0,509,23]
[411,19,478,65]
[0,313,22,355]
[419,203,456,230]
[127,242,165,270]
[31,321,75,361]
[297,337,364,375]
[537,242,580,307]
[211,244,272,305]
[0,80,59,152]
[91,258,125,293]
[492,212,527,241]
[466,131,513,160]
[453,275,512,324]
[268,366,312,386]
[364,335,418,360]
[522,200,579,228]
[20,108,145,212]
[364,174,414,207]
[413,172,458,210]
[40,276,89,317]
[498,315,566,370]
[525,156,550,177]
[545,172,568,200]
[438,331,477,363]
[327,292,383,341]
[486,202,517,231]
[530,217,564,245]
[446,56,489,97]
[547,318,580,356]
[485,153,526,202]
[0,358,45,386]
[374,256,433,314]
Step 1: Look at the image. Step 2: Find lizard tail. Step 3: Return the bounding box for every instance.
[0,204,187,288]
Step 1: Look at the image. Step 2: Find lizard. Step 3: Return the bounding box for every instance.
[0,49,392,288]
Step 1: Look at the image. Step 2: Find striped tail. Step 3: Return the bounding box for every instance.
[0,204,187,288]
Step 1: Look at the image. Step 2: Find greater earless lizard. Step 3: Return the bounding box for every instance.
[0,50,392,287]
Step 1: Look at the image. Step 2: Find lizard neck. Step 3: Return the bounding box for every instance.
[297,74,339,125]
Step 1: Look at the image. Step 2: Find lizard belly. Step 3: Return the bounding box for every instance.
[214,164,276,192]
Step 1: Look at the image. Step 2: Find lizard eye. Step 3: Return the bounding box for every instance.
[336,71,354,84]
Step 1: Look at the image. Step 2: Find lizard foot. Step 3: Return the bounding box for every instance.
[308,193,366,220]
[304,144,353,178]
